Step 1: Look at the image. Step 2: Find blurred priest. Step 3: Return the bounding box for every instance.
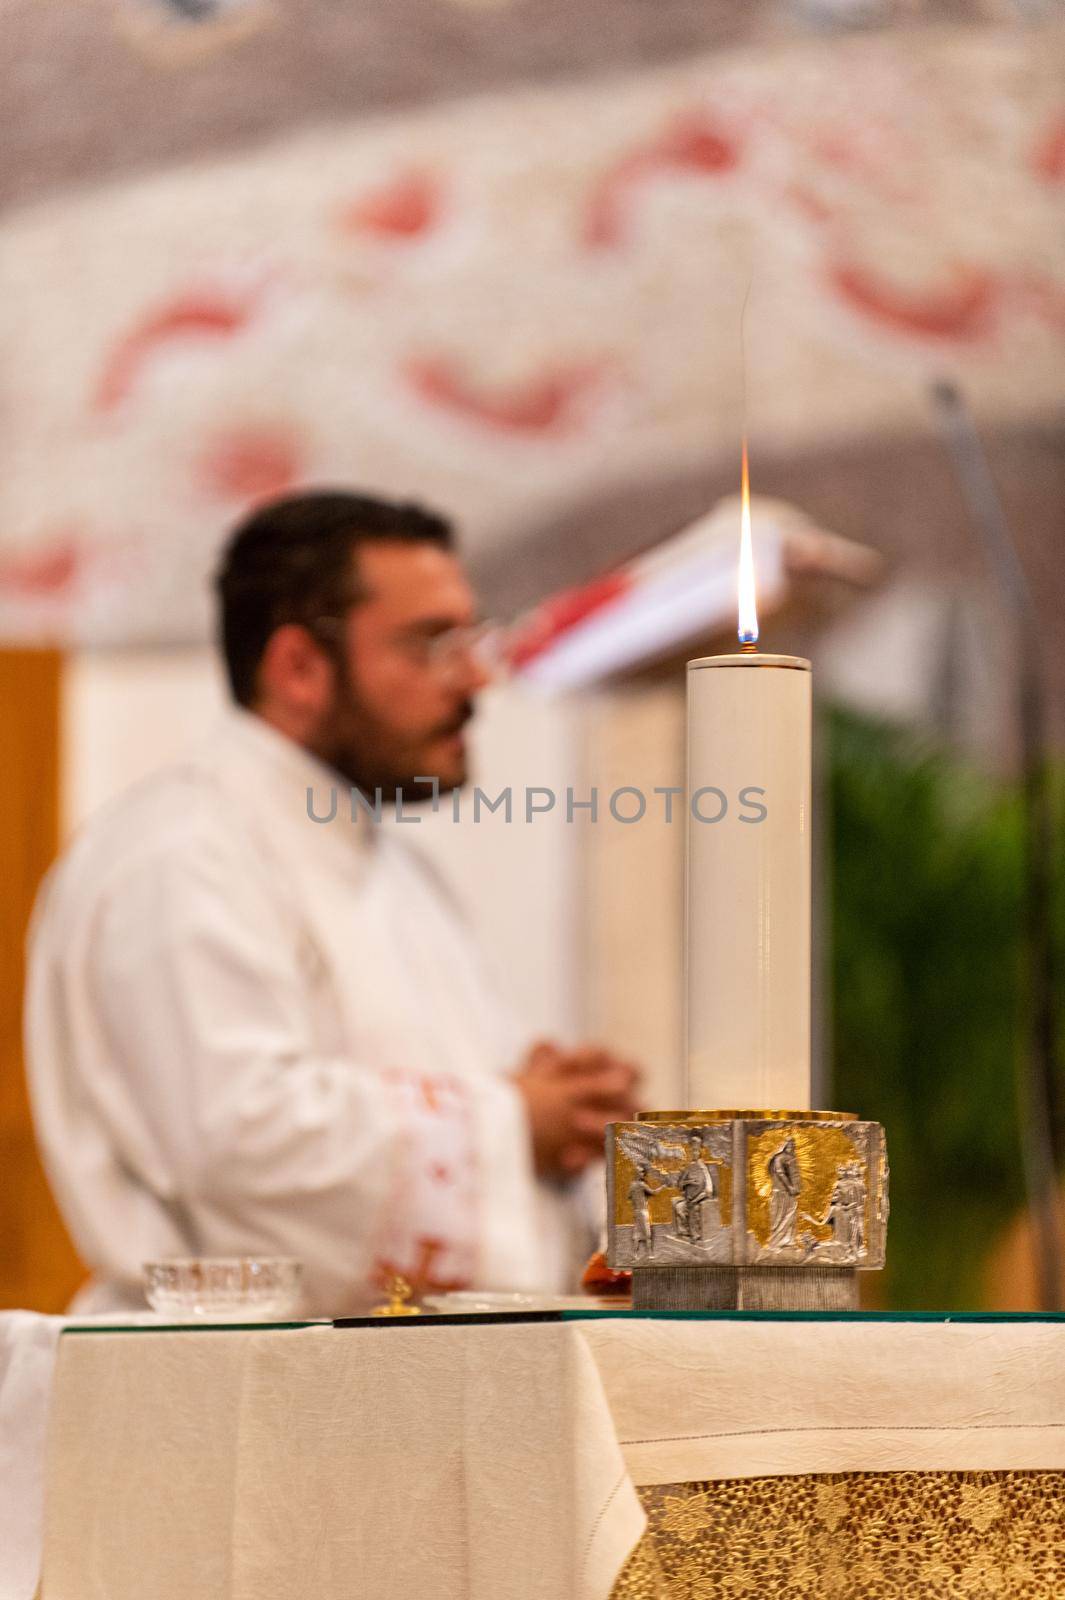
[25,491,638,1315]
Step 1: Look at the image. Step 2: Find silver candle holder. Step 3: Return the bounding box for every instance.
[606,1110,889,1311]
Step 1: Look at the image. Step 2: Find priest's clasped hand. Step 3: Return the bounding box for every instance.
[515,1041,641,1181]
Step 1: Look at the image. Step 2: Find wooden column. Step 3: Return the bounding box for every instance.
[0,649,83,1310]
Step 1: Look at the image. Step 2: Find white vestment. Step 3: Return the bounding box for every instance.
[26,708,590,1315]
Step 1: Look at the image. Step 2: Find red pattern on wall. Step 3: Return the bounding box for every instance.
[584,110,741,248]
[1031,114,1065,183]
[93,288,260,412]
[336,170,445,240]
[195,423,305,506]
[827,261,997,342]
[1,33,1061,645]
[0,534,82,596]
[404,356,611,436]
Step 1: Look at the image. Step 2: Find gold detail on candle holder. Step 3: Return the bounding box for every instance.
[637,1110,857,1124]
[745,1124,860,1251]
[877,1144,891,1226]
[613,1131,733,1231]
[606,1115,886,1277]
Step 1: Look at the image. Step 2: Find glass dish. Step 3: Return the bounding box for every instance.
[143,1257,303,1320]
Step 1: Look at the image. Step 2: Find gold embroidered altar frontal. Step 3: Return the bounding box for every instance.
[612,1471,1065,1598]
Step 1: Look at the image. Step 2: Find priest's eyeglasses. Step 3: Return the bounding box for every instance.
[309,616,506,679]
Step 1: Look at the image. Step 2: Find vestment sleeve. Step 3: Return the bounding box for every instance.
[72,823,541,1309]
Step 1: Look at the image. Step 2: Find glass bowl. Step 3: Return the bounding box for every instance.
[143,1257,303,1320]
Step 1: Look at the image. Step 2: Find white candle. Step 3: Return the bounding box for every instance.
[685,652,812,1110]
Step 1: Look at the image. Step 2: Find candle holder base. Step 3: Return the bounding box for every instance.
[606,1111,887,1312]
[631,1265,858,1313]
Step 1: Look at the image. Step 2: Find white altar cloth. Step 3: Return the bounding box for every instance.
[0,1310,181,1600]
[0,1314,65,1600]
[15,1314,1065,1600]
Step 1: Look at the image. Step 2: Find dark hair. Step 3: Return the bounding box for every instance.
[214,490,454,705]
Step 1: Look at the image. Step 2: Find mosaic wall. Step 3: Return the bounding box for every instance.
[0,24,1062,642]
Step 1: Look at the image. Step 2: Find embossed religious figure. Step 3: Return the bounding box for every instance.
[617,1125,689,1262]
[628,1164,667,1261]
[817,1161,865,1256]
[672,1133,717,1244]
[766,1136,802,1249]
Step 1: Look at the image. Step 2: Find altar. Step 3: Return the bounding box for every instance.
[20,1309,1065,1600]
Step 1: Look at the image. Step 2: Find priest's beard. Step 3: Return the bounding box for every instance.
[309,659,474,805]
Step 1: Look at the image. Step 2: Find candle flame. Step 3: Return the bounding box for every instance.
[737,436,759,646]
